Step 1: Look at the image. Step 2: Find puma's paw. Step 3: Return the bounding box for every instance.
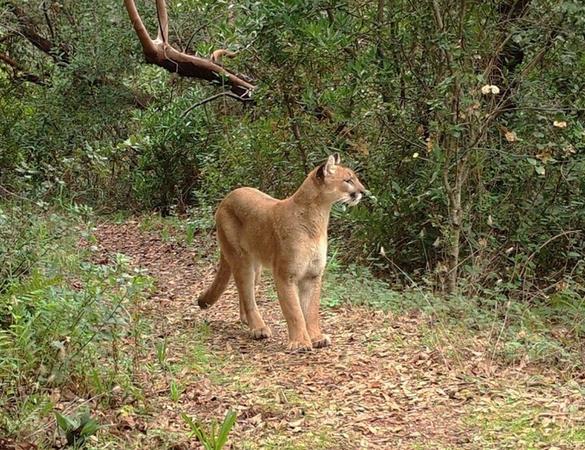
[197,296,211,309]
[239,313,248,326]
[250,326,272,340]
[311,334,331,349]
[287,339,313,353]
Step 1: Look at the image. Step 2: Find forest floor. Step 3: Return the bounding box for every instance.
[88,219,584,450]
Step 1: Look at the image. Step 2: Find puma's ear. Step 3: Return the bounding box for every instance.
[316,154,339,180]
[332,153,341,165]
[324,154,338,175]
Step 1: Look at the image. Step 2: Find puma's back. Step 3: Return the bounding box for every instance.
[214,187,279,267]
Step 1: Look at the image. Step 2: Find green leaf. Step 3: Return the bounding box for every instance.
[80,418,100,437]
[55,412,77,432]
[217,410,237,448]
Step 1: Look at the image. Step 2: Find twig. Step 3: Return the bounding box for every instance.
[489,299,512,364]
[0,184,33,202]
[519,230,581,286]
[180,91,251,119]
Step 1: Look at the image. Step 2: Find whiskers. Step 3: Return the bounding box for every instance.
[339,193,362,207]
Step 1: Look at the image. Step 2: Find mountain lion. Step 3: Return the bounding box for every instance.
[198,154,366,351]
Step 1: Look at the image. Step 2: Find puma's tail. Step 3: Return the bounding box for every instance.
[197,254,231,309]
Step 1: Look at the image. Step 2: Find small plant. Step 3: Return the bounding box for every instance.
[185,223,197,245]
[169,379,183,402]
[160,225,171,242]
[156,338,168,368]
[55,410,100,448]
[181,410,237,450]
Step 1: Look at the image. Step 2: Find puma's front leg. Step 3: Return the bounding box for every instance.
[299,275,330,348]
[274,273,312,352]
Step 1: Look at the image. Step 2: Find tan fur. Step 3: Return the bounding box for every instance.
[198,154,366,352]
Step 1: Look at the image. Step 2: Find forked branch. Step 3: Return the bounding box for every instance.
[6,2,70,65]
[123,0,255,100]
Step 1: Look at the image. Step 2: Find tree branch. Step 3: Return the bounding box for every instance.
[0,52,45,85]
[180,91,251,118]
[155,0,169,43]
[123,0,255,99]
[210,49,237,65]
[7,1,69,64]
[123,0,156,55]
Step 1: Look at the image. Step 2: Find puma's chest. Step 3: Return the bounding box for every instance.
[304,239,327,277]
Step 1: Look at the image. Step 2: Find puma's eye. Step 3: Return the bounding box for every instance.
[345,179,354,185]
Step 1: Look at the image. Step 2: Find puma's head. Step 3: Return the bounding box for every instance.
[315,153,366,206]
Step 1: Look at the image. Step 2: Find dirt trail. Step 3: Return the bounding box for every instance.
[92,221,582,449]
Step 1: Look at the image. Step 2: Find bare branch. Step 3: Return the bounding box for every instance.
[123,0,156,55]
[155,0,169,43]
[210,49,237,65]
[41,0,55,40]
[0,52,45,85]
[181,91,251,118]
[284,94,309,173]
[123,0,255,99]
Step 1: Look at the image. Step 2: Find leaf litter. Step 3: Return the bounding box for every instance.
[75,219,584,449]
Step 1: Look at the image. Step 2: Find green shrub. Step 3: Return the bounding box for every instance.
[0,202,152,440]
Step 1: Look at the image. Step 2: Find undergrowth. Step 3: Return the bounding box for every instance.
[323,247,585,372]
[0,201,152,445]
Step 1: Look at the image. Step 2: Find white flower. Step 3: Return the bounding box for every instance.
[481,84,500,95]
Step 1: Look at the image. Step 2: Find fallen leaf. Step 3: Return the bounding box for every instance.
[504,130,517,142]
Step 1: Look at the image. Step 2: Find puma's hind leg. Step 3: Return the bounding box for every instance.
[238,264,262,326]
[232,262,271,339]
[216,213,268,337]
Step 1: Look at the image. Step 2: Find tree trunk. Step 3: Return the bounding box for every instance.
[444,157,467,294]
